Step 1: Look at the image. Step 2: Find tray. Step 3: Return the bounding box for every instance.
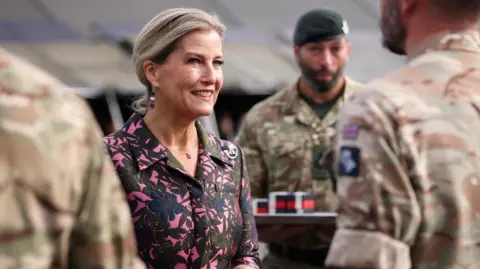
[254,212,337,225]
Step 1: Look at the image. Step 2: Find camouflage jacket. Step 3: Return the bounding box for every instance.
[325,31,480,269]
[103,113,260,269]
[235,77,362,249]
[0,48,145,269]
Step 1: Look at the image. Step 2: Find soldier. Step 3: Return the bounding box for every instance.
[0,47,145,269]
[325,0,480,268]
[235,9,363,269]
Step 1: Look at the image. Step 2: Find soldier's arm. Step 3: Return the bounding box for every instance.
[69,108,145,269]
[235,113,268,198]
[325,93,421,269]
[232,147,261,269]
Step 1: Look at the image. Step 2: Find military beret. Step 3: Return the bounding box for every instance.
[293,8,349,45]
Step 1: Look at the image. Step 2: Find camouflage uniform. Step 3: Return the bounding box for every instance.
[325,31,480,269]
[236,77,362,268]
[0,47,145,269]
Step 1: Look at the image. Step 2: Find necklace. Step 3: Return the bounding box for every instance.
[160,134,198,160]
[167,146,195,159]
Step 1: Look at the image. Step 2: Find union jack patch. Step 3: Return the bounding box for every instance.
[343,124,359,140]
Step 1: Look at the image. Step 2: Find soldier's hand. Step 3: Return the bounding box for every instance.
[256,224,313,243]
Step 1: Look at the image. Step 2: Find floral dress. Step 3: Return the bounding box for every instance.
[103,113,260,269]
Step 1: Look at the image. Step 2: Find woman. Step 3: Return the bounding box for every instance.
[103,7,260,269]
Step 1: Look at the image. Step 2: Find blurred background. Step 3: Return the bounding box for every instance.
[0,0,405,140]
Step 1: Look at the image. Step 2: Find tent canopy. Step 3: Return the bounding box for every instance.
[0,0,406,96]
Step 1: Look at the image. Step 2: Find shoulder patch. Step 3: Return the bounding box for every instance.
[338,146,360,177]
[343,124,359,140]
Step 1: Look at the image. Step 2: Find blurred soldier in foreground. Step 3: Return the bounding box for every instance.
[0,47,145,269]
[236,9,362,269]
[325,0,480,268]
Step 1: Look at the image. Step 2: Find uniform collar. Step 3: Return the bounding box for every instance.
[121,113,232,171]
[408,30,480,60]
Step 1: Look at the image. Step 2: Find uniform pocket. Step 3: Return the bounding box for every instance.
[266,139,306,184]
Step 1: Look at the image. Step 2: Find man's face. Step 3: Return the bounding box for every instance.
[295,38,350,93]
[380,0,407,55]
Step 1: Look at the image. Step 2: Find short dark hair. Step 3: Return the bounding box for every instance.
[432,0,480,19]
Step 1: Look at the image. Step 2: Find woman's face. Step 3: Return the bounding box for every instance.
[146,29,224,119]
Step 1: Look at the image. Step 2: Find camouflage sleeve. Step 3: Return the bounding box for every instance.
[69,110,145,269]
[232,146,261,269]
[235,113,268,198]
[325,92,421,269]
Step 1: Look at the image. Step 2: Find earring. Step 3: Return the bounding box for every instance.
[149,91,156,109]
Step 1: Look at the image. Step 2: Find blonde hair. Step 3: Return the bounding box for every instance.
[131,8,226,114]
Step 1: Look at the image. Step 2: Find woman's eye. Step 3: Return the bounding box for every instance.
[188,58,201,64]
[213,60,224,66]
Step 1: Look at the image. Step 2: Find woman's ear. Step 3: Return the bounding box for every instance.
[144,60,160,88]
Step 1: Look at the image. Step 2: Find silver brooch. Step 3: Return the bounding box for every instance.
[226,144,238,159]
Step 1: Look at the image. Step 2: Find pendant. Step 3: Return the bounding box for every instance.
[186,153,191,159]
